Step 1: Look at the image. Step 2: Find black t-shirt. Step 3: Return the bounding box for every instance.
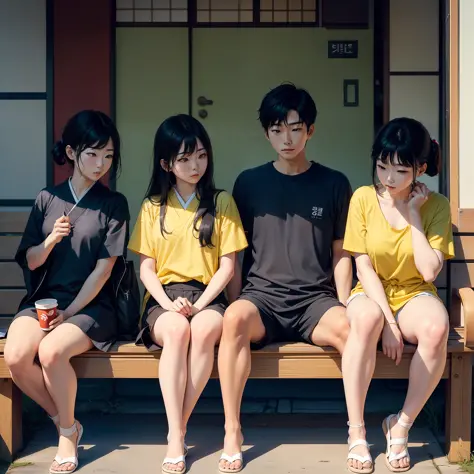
[16,180,130,310]
[233,161,352,310]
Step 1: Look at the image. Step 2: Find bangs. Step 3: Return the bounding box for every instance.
[268,103,294,126]
[180,134,200,156]
[374,133,416,169]
[77,122,118,155]
[378,149,415,168]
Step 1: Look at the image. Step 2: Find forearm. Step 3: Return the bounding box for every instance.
[357,267,396,324]
[65,267,113,316]
[409,212,442,282]
[140,268,174,311]
[195,266,234,311]
[333,253,352,304]
[25,235,56,271]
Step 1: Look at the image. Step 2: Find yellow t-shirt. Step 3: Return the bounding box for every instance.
[128,190,248,286]
[343,185,454,312]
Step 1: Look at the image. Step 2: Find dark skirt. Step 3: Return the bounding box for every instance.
[136,280,227,352]
[15,298,118,352]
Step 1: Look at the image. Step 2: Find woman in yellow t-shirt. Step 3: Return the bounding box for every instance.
[342,118,454,474]
[128,115,247,474]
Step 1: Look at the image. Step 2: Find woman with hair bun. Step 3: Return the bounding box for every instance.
[341,117,454,473]
[4,110,130,474]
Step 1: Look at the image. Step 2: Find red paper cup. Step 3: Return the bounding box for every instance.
[35,299,58,331]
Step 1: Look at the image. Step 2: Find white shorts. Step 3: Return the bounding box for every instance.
[346,291,438,320]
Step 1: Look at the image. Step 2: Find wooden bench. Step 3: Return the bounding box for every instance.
[1,211,474,464]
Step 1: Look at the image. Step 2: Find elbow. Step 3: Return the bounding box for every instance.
[421,270,437,284]
[419,266,438,283]
[27,259,39,271]
[419,262,442,284]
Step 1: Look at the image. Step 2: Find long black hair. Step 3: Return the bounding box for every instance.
[145,114,220,248]
[372,117,441,189]
[52,110,122,179]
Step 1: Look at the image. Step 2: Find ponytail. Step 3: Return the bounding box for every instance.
[51,139,70,166]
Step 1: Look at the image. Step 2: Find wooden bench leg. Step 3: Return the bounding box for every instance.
[446,354,472,462]
[0,378,22,463]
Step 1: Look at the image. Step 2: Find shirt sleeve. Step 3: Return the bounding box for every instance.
[343,188,368,255]
[15,189,49,269]
[218,193,248,257]
[97,193,130,260]
[426,196,455,260]
[232,172,252,235]
[128,199,157,259]
[334,174,353,241]
[232,172,253,281]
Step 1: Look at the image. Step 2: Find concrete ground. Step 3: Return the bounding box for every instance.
[4,414,465,474]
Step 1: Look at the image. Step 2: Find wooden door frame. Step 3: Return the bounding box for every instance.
[447,0,462,231]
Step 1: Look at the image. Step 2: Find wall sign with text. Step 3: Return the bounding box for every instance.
[328,40,358,59]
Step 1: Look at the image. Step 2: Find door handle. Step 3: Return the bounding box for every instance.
[197,96,214,106]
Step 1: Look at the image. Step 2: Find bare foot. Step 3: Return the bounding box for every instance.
[163,435,186,472]
[50,421,82,473]
[347,425,372,472]
[386,416,410,470]
[219,428,243,472]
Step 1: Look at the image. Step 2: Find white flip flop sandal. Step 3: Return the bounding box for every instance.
[218,452,244,473]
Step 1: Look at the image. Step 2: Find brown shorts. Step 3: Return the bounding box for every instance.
[136,280,227,351]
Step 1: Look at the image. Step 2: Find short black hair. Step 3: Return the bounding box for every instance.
[258,83,317,131]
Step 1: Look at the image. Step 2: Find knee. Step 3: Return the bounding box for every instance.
[38,340,67,369]
[4,345,34,376]
[351,304,384,340]
[223,304,252,337]
[162,319,190,346]
[191,324,222,349]
[419,320,449,349]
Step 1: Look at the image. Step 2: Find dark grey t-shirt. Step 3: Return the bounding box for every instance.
[233,161,352,310]
[16,180,130,310]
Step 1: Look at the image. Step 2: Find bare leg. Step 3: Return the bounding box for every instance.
[309,305,349,354]
[385,296,449,470]
[39,322,93,472]
[217,300,266,472]
[151,311,191,472]
[182,309,223,431]
[4,313,57,416]
[342,297,384,471]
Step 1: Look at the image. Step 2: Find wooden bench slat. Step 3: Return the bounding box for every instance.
[0,327,468,356]
[0,263,23,288]
[0,236,20,260]
[0,290,25,314]
[0,212,29,234]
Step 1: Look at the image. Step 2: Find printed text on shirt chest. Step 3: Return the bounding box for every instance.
[311,206,324,219]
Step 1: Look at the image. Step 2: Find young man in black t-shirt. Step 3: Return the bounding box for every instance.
[217,84,354,473]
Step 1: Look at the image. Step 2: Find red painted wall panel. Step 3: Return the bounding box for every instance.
[53,0,112,184]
